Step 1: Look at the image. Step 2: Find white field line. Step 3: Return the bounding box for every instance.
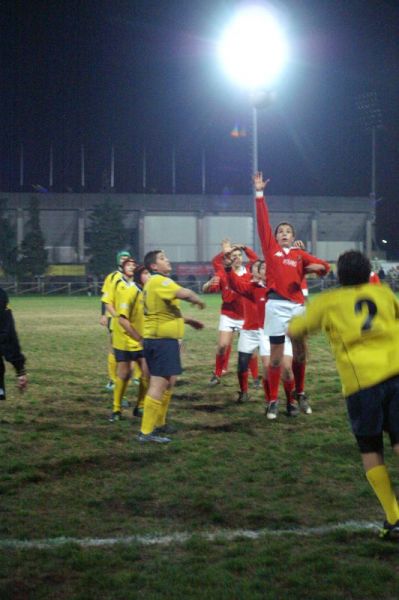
[0,521,380,550]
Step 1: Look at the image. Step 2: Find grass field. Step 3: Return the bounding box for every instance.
[1,295,399,599]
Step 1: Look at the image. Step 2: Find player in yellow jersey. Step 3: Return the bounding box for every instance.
[138,249,205,443]
[288,250,399,541]
[100,250,133,390]
[108,257,144,421]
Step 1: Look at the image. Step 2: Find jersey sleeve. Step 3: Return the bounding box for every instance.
[211,252,225,272]
[255,194,279,257]
[156,277,182,301]
[101,273,114,302]
[288,295,325,337]
[226,270,254,300]
[300,251,330,275]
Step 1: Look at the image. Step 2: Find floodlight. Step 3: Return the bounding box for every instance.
[218,5,288,90]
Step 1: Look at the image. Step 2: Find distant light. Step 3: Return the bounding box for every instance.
[218,5,288,90]
[382,239,388,244]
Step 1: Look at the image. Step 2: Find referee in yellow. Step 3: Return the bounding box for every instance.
[288,250,399,541]
[138,249,205,443]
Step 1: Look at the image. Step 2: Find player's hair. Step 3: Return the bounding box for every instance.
[144,250,163,271]
[133,264,148,287]
[274,222,295,238]
[337,250,371,286]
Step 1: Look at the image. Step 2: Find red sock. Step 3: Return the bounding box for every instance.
[292,360,306,394]
[283,378,295,403]
[249,355,258,380]
[262,377,271,402]
[215,354,225,377]
[268,365,281,402]
[237,371,249,393]
[222,345,232,373]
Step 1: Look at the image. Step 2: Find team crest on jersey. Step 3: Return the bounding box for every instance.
[162,279,172,286]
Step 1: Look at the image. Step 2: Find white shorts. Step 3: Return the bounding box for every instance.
[218,314,244,332]
[265,299,305,337]
[238,328,293,357]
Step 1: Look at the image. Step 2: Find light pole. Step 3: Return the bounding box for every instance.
[218,5,288,250]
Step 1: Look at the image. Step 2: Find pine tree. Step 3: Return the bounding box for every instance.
[87,197,129,275]
[0,198,18,277]
[18,197,48,279]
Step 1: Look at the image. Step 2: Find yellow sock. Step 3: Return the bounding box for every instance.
[113,377,128,413]
[137,377,149,410]
[366,465,399,524]
[141,395,162,434]
[133,362,142,381]
[107,352,117,383]
[156,389,172,427]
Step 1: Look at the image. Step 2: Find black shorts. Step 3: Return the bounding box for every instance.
[114,349,143,363]
[143,338,182,377]
[346,375,399,440]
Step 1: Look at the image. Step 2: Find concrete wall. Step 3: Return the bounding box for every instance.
[0,191,375,263]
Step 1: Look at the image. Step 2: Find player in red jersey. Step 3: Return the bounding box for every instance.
[224,255,298,414]
[254,172,330,419]
[203,240,259,386]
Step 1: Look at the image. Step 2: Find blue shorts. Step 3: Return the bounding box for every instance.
[143,338,182,377]
[346,375,399,440]
[114,349,143,363]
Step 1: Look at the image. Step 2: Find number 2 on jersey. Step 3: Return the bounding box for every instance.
[355,299,377,332]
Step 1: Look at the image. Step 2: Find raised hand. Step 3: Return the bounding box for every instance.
[253,172,270,192]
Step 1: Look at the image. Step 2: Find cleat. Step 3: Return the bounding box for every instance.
[105,381,115,392]
[137,432,171,444]
[236,391,249,404]
[297,392,312,414]
[153,423,177,435]
[133,406,143,418]
[252,378,261,390]
[286,401,300,417]
[208,374,221,387]
[266,400,279,420]
[108,411,122,422]
[379,520,399,541]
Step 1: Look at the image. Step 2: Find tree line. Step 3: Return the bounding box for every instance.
[0,197,129,280]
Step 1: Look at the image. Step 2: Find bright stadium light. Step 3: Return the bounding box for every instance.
[218,4,289,250]
[218,5,289,90]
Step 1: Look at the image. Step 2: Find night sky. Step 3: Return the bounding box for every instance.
[1,1,399,252]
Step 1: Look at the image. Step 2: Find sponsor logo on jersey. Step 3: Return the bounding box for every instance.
[282,258,298,268]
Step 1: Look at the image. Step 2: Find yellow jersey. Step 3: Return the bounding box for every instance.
[289,283,399,396]
[101,270,124,317]
[112,279,143,352]
[143,274,184,339]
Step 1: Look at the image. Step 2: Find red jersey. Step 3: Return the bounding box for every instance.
[204,270,245,319]
[255,193,330,304]
[226,269,267,330]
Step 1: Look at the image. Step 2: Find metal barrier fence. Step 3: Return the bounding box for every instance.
[1,278,398,296]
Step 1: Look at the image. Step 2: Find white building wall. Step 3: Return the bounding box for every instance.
[203,215,252,260]
[316,240,364,262]
[144,214,197,261]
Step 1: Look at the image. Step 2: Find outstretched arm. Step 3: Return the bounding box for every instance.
[253,172,278,257]
[175,287,206,309]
